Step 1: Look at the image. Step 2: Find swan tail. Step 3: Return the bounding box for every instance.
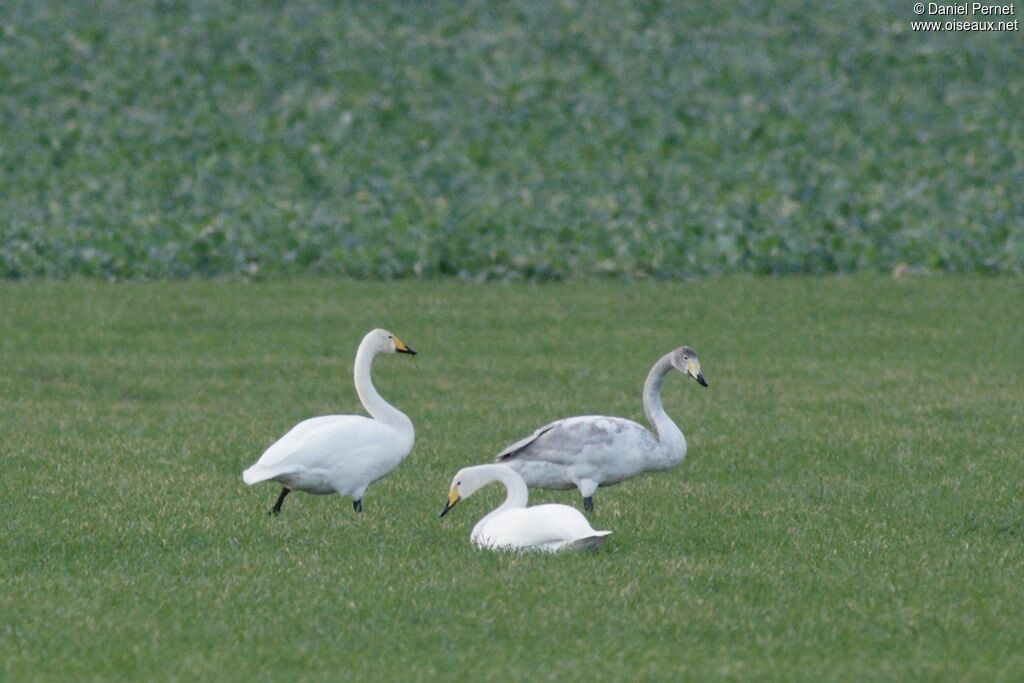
[242,466,274,486]
[566,531,612,551]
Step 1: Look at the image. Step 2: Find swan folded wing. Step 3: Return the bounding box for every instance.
[477,505,603,549]
[562,533,612,551]
[250,415,395,472]
[496,416,646,465]
[495,422,559,461]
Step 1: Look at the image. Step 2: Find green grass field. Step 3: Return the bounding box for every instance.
[3,1,1023,279]
[2,277,1022,681]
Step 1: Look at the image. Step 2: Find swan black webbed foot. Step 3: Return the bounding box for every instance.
[352,499,362,513]
[270,487,290,516]
[583,496,594,512]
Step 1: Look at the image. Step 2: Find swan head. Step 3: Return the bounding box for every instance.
[438,466,488,517]
[671,346,707,387]
[365,328,417,356]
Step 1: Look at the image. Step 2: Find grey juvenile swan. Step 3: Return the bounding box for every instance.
[496,346,707,512]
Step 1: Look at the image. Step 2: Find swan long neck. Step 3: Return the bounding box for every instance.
[642,353,686,457]
[495,466,530,512]
[470,466,530,543]
[353,340,412,434]
[477,465,530,515]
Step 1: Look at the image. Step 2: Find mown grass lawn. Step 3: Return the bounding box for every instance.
[1,276,1022,681]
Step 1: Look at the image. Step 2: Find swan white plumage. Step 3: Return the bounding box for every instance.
[496,346,707,512]
[242,328,416,514]
[438,464,611,552]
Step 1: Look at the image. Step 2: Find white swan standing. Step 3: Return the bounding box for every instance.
[439,464,611,552]
[242,328,417,515]
[496,346,707,512]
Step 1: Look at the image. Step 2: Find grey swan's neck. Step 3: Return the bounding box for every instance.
[641,352,687,468]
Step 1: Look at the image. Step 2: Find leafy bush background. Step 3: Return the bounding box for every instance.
[2,0,1022,279]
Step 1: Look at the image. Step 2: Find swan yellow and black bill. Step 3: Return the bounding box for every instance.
[687,359,708,387]
[392,336,417,355]
[439,487,461,517]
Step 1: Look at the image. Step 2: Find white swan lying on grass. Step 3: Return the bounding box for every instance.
[439,464,611,552]
[496,346,707,512]
[242,328,416,514]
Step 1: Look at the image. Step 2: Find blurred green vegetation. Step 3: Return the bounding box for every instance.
[1,1,1022,279]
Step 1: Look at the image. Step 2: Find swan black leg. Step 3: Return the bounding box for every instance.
[352,499,362,513]
[583,496,594,512]
[270,487,290,516]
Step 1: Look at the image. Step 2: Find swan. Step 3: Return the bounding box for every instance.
[438,464,611,552]
[495,346,707,512]
[241,328,416,515]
